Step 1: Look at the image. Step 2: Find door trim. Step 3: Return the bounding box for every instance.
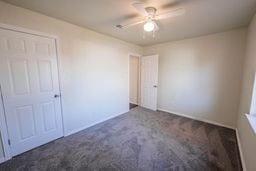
[0,23,64,162]
[0,84,11,162]
[128,53,141,108]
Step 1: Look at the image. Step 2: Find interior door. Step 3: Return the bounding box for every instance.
[140,55,159,110]
[0,28,63,156]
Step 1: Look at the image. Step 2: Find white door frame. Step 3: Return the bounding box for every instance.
[0,23,64,163]
[128,53,141,107]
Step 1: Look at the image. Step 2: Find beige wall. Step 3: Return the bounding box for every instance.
[144,29,247,127]
[0,1,253,168]
[237,14,256,171]
[0,1,143,159]
[129,56,139,104]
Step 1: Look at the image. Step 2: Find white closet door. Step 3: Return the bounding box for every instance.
[0,28,63,156]
[140,55,159,110]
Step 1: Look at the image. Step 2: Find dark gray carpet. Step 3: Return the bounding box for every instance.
[0,107,242,171]
[129,103,138,109]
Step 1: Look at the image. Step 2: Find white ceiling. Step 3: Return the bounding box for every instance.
[2,0,256,46]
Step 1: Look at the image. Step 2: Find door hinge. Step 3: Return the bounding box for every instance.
[8,139,11,145]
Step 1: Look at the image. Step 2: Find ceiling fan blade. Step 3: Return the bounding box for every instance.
[155,8,185,20]
[132,1,148,16]
[116,19,145,29]
[162,0,201,10]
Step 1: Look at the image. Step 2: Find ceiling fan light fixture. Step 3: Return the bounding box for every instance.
[144,21,155,32]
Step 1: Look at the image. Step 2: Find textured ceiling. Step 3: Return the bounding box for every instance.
[2,0,256,46]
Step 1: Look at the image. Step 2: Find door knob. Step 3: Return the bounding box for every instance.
[153,85,158,88]
[54,94,60,98]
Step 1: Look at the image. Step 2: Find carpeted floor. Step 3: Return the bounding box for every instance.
[0,107,242,171]
[129,103,138,109]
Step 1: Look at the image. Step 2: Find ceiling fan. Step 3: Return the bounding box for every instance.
[116,1,185,33]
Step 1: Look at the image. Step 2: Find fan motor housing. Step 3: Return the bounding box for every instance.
[145,7,157,17]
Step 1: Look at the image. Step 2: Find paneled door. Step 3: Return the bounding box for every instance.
[0,28,63,156]
[140,55,159,110]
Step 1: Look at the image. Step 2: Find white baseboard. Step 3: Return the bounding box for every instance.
[157,108,236,130]
[64,110,129,137]
[236,129,247,171]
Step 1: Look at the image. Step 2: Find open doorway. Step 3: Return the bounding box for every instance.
[129,54,140,110]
